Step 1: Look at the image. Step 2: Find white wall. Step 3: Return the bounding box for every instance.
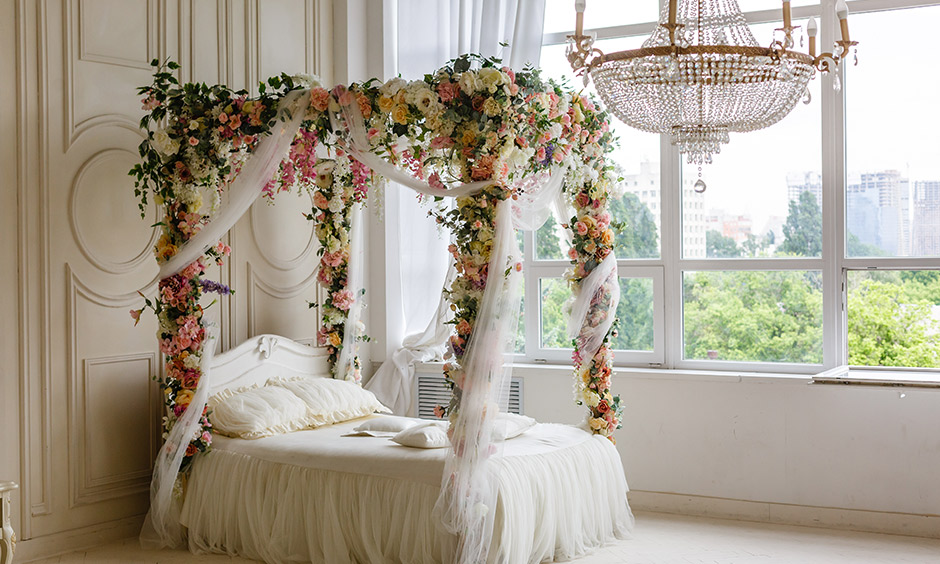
[4,1,337,559]
[494,364,940,535]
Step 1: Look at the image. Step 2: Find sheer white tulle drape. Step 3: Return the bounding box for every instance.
[157,90,310,280]
[567,252,620,364]
[335,202,365,382]
[140,319,219,549]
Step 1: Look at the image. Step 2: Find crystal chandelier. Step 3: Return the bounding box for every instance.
[567,0,859,166]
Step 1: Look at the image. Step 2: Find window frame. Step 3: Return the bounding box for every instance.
[532,0,940,376]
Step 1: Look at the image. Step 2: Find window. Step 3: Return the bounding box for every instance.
[530,0,940,377]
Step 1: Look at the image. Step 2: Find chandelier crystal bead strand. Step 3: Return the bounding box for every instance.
[567,0,859,166]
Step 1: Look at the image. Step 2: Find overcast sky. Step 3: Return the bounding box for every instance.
[539,1,940,244]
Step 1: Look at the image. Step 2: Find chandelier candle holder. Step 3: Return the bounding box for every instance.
[567,0,859,167]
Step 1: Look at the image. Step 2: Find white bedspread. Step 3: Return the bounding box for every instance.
[180,417,633,564]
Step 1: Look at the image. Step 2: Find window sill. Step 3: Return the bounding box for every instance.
[414,361,940,388]
[413,361,813,385]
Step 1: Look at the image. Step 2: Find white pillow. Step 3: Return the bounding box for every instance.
[209,385,309,439]
[391,422,450,449]
[346,415,421,437]
[268,376,390,426]
[492,413,537,441]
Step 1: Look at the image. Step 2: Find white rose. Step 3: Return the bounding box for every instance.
[458,70,477,96]
[381,77,407,96]
[152,128,179,157]
[478,67,502,93]
[291,73,322,88]
[328,195,345,213]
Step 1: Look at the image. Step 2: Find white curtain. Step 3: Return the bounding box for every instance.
[367,0,548,416]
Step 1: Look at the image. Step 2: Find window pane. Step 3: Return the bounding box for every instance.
[542,0,659,35]
[846,6,940,258]
[541,41,662,259]
[540,278,573,349]
[847,270,940,368]
[681,22,821,259]
[535,215,567,260]
[516,272,525,354]
[609,277,655,351]
[683,270,823,363]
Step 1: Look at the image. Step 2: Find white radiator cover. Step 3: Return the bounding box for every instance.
[416,374,524,419]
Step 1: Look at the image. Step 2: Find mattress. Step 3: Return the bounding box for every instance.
[180,416,633,564]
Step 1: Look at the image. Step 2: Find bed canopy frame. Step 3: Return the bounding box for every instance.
[131,54,625,562]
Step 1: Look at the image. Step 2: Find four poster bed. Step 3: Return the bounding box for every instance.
[132,53,634,563]
[176,334,632,564]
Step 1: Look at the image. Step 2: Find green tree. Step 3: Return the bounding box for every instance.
[846,232,887,258]
[610,193,658,258]
[535,214,563,259]
[706,230,741,258]
[778,190,822,257]
[683,270,823,363]
[848,279,940,367]
[539,278,572,348]
[609,278,655,351]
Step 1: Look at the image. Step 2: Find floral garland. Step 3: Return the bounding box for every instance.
[131,55,627,470]
[129,61,288,470]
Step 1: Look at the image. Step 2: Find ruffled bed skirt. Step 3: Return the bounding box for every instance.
[180,433,633,563]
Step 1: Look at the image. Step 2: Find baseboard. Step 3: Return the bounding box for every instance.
[15,514,144,563]
[628,490,940,539]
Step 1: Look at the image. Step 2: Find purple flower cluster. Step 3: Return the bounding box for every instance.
[200,279,232,295]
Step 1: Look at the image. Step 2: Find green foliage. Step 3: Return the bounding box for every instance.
[779,190,822,257]
[609,192,658,258]
[535,215,563,259]
[706,230,741,258]
[683,270,823,363]
[846,231,888,258]
[609,278,654,351]
[539,278,572,348]
[847,279,940,367]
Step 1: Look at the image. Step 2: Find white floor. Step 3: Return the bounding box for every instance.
[27,511,940,564]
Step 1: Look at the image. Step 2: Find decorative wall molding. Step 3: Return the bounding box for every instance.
[245,261,320,337]
[248,194,317,271]
[64,0,157,149]
[68,148,159,274]
[66,267,158,508]
[77,0,157,70]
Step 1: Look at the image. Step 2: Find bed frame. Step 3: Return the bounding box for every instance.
[207,334,331,397]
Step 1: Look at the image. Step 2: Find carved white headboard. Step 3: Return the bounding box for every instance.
[207,334,332,396]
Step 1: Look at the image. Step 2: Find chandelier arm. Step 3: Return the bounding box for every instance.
[592,45,813,67]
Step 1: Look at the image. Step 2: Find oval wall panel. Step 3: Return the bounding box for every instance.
[249,189,316,270]
[70,149,158,273]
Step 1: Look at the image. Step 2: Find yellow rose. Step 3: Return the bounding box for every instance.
[392,104,410,125]
[329,332,342,347]
[378,95,395,113]
[460,128,477,146]
[175,389,194,408]
[589,417,606,431]
[601,229,614,245]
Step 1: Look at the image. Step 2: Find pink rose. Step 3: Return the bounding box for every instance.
[575,221,588,235]
[332,289,354,311]
[313,191,329,209]
[310,87,330,112]
[437,81,458,102]
[188,136,199,146]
